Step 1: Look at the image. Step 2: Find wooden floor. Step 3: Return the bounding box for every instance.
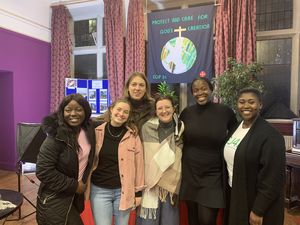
[0,169,300,225]
[0,170,39,225]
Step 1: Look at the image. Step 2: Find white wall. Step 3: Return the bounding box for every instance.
[0,0,51,42]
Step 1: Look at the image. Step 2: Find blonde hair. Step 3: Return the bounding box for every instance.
[102,98,136,132]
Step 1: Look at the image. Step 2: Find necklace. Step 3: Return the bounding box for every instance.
[107,124,124,138]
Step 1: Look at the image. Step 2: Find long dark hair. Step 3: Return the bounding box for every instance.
[56,93,91,129]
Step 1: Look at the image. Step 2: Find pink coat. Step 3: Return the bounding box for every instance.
[85,122,145,210]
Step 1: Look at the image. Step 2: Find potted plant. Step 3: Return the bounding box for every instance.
[212,58,264,112]
[157,81,178,103]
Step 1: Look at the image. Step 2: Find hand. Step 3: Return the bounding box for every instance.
[249,211,263,225]
[76,180,87,194]
[134,197,142,208]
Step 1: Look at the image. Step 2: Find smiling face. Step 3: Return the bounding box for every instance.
[64,100,86,127]
[128,76,147,101]
[192,79,212,105]
[156,99,175,124]
[237,92,262,126]
[110,102,131,127]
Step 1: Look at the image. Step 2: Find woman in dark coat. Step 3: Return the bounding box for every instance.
[223,88,285,225]
[36,94,96,225]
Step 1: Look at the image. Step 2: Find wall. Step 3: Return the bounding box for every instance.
[0,28,51,170]
[0,0,51,42]
[0,0,51,170]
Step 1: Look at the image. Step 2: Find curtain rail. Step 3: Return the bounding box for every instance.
[51,0,97,7]
[0,8,50,30]
[214,0,221,6]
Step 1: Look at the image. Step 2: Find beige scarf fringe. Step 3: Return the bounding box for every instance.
[140,188,175,219]
[158,188,175,205]
[140,207,157,219]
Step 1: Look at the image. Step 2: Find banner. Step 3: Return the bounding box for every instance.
[147,5,215,83]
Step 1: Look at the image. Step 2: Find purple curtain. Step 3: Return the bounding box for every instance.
[214,0,256,76]
[50,5,71,112]
[104,0,125,102]
[125,0,145,81]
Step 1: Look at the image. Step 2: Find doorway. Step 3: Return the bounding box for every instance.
[0,71,15,169]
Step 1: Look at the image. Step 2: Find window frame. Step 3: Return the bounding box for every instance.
[256,0,300,115]
[71,14,106,79]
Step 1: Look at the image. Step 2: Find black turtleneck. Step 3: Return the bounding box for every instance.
[127,97,154,133]
[195,101,211,110]
[158,119,175,143]
[129,98,147,109]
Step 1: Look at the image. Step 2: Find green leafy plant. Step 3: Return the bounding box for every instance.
[212,58,264,112]
[157,81,178,103]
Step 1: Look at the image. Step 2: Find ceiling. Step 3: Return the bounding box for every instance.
[49,0,215,18]
[146,0,214,9]
[49,0,103,18]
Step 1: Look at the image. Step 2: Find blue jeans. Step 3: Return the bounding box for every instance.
[90,184,131,225]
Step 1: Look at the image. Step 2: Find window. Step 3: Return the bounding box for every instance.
[71,11,106,79]
[256,0,300,117]
[257,38,292,116]
[74,54,97,79]
[256,0,293,31]
[74,19,97,47]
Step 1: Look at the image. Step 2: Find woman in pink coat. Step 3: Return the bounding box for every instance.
[86,98,145,225]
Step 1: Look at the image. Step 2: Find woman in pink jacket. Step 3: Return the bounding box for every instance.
[88,98,145,225]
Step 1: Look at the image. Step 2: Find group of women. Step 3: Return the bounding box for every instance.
[35,72,286,225]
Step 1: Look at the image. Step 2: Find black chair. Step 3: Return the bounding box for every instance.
[15,122,46,220]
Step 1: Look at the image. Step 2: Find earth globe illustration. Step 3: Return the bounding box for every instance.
[161,36,197,74]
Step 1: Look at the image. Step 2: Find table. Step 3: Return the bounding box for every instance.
[285,152,300,209]
[0,189,23,220]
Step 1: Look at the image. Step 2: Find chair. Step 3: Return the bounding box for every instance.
[15,122,46,219]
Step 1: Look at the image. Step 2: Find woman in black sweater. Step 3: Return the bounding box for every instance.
[179,77,237,225]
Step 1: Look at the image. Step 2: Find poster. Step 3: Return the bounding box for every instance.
[65,78,110,115]
[147,5,215,83]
